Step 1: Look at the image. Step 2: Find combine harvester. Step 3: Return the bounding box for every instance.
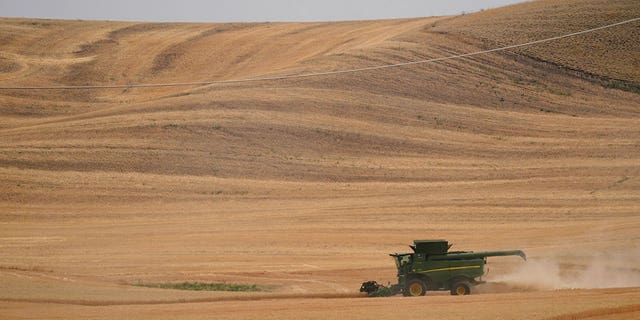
[361,240,526,297]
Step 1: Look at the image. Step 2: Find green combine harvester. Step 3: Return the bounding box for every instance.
[360,240,526,297]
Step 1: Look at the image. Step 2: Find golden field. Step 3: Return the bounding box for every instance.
[1,0,639,318]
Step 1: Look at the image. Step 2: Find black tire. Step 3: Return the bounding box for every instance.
[450,281,471,296]
[404,279,427,297]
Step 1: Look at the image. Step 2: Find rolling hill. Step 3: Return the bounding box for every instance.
[1,0,639,319]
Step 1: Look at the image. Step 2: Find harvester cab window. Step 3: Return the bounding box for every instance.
[399,255,411,267]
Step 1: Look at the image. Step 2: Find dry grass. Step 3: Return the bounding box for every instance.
[436,0,640,84]
[1,0,640,319]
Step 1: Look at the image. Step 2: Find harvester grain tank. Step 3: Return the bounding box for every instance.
[360,240,526,297]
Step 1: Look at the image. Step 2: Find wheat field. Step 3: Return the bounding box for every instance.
[1,0,639,319]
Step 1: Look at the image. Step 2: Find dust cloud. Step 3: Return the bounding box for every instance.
[494,250,640,290]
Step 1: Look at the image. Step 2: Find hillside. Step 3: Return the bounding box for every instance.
[1,0,640,319]
[437,0,640,85]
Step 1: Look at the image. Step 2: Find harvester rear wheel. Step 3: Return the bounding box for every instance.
[450,281,471,296]
[405,279,427,297]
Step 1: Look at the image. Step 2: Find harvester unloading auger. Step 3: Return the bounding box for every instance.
[360,240,526,297]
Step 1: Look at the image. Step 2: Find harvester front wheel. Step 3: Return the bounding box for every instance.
[405,279,427,297]
[450,281,471,296]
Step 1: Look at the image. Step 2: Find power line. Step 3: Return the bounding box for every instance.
[1,17,638,90]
